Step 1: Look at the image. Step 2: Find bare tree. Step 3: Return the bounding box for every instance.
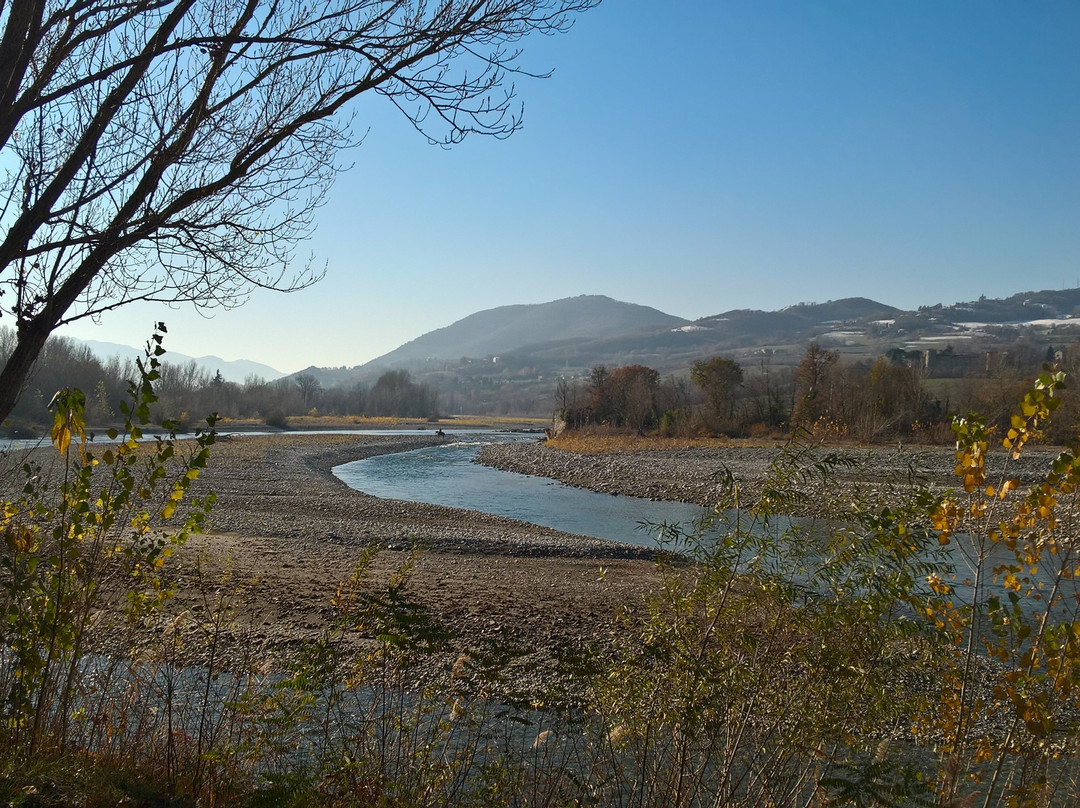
[690,356,743,422]
[0,0,598,420]
[294,372,321,409]
[791,342,839,428]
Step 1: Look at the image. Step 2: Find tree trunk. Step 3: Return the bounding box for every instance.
[0,321,52,423]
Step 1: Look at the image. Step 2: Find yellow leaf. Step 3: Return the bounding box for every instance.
[51,422,71,456]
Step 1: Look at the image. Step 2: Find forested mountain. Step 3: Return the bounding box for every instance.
[355,289,1080,382]
[357,295,905,378]
[919,288,1080,325]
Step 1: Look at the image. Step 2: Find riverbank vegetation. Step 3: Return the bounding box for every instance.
[556,342,1080,446]
[4,337,1080,805]
[0,331,446,433]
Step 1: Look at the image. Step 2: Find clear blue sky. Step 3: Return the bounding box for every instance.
[60,1,1080,374]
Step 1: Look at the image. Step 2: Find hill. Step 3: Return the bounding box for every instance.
[69,288,1080,415]
[365,295,689,368]
[285,289,1080,416]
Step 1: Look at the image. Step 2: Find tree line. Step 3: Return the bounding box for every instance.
[0,331,439,429]
[8,331,1080,441]
[556,340,1080,444]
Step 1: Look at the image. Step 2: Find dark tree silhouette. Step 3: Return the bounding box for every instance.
[0,0,598,419]
[791,343,839,427]
[691,356,743,421]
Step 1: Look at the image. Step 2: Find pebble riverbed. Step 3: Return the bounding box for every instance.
[195,432,656,559]
[475,437,1066,510]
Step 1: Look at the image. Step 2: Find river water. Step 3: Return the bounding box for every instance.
[332,435,1080,633]
[332,436,709,547]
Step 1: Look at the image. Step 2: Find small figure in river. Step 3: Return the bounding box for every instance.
[435,428,446,437]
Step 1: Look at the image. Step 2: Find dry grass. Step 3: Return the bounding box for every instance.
[548,430,738,454]
[437,414,551,428]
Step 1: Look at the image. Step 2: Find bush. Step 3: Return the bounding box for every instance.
[0,326,217,776]
[264,409,289,429]
[581,368,1080,807]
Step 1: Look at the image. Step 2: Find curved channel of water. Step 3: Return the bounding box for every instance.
[332,437,1080,629]
[332,437,709,548]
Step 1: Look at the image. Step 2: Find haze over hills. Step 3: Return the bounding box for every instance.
[366,295,690,369]
[79,339,286,383]
[74,288,1080,395]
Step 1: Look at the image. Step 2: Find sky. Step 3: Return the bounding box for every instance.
[58,1,1080,375]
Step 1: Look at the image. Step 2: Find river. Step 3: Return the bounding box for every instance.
[332,434,1080,633]
[332,436,710,547]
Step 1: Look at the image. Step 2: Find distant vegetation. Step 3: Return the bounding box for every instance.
[259,289,1080,430]
[557,340,1080,445]
[7,325,1080,444]
[0,330,442,431]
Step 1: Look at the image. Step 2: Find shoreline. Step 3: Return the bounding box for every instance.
[199,432,655,559]
[131,432,665,682]
[13,430,1063,706]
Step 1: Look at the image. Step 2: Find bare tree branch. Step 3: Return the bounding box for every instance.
[0,0,599,419]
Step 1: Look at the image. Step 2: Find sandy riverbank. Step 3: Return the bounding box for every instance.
[475,438,1064,508]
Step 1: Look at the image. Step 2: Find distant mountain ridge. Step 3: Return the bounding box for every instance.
[78,339,285,383]
[924,288,1080,324]
[303,288,1080,393]
[344,294,908,381]
[70,287,1080,395]
[365,295,689,368]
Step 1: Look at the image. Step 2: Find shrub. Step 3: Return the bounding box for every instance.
[581,368,1080,807]
[583,447,944,806]
[264,409,289,429]
[0,325,217,773]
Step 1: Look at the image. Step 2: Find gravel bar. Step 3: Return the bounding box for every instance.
[475,438,1068,508]
[195,432,655,560]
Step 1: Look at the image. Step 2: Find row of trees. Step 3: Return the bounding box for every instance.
[555,341,1080,443]
[0,332,440,427]
[9,331,1080,440]
[557,364,690,434]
